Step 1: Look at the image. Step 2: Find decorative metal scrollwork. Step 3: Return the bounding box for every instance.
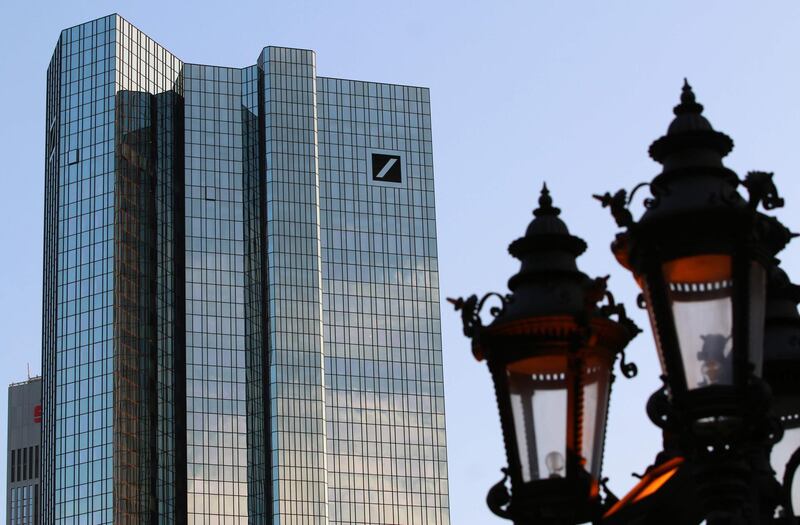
[600,477,620,507]
[486,468,512,520]
[619,351,638,379]
[593,190,634,228]
[636,292,647,309]
[597,283,643,341]
[585,275,611,312]
[447,292,511,338]
[782,446,800,518]
[743,171,785,210]
[646,380,677,430]
[591,277,642,379]
[628,181,666,210]
[594,182,669,229]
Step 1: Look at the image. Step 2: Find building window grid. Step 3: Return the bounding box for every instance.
[318,76,448,525]
[44,20,447,525]
[9,482,40,525]
[48,15,182,524]
[260,47,330,525]
[53,19,118,522]
[183,63,250,522]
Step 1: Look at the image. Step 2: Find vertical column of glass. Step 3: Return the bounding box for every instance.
[183,64,250,521]
[47,16,118,524]
[258,47,329,525]
[242,65,270,523]
[41,30,62,525]
[114,17,184,525]
[154,88,187,524]
[114,17,183,524]
[114,89,158,523]
[316,78,450,525]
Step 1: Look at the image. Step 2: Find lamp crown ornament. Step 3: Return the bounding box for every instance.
[534,182,560,217]
[505,185,589,318]
[650,78,734,167]
[674,78,704,117]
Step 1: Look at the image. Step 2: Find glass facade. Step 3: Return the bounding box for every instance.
[42,14,448,524]
[183,64,251,522]
[317,79,449,524]
[258,47,330,525]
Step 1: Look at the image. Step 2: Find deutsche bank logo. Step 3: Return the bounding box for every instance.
[369,151,403,184]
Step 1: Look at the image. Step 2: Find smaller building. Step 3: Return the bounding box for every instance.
[7,377,41,525]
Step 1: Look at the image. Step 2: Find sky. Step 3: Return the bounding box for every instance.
[2,1,800,523]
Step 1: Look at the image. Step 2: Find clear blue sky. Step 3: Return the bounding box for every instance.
[2,1,800,523]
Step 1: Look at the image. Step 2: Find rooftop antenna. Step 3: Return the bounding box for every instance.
[27,363,30,380]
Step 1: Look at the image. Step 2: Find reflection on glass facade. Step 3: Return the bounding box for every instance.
[43,14,449,524]
[318,79,448,524]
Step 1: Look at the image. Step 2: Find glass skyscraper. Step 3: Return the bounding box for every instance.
[42,14,448,525]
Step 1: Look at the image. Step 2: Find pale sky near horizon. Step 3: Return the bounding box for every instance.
[2,2,800,523]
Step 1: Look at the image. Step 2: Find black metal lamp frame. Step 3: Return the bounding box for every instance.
[593,81,794,524]
[459,303,637,525]
[450,186,640,525]
[450,81,800,525]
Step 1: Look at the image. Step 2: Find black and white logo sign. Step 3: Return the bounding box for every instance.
[371,153,402,183]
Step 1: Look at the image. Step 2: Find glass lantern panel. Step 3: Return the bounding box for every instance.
[507,355,568,483]
[579,354,612,481]
[663,255,734,390]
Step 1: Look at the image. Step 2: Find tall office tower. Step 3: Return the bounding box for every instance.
[7,376,42,524]
[43,14,448,525]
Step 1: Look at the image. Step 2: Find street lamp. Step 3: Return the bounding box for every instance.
[451,80,800,525]
[595,80,785,414]
[450,186,640,524]
[595,80,793,523]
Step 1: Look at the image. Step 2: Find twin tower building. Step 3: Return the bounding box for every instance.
[41,14,448,524]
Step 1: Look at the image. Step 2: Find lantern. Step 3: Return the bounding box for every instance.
[597,81,787,423]
[451,186,639,523]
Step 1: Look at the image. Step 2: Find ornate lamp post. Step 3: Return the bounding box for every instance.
[450,186,640,524]
[594,81,792,523]
[451,81,800,525]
